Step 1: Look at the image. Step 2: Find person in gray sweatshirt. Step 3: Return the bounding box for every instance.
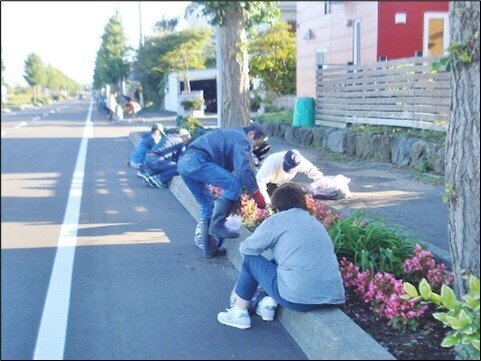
[217,183,345,329]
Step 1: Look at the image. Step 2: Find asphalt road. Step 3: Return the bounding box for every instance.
[1,99,306,360]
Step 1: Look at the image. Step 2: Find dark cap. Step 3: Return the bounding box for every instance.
[283,150,301,172]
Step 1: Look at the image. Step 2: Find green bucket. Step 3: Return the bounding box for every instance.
[292,97,315,127]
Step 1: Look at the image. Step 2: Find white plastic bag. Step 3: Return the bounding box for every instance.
[310,175,352,200]
[225,214,243,231]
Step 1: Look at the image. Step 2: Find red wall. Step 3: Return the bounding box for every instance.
[377,2,448,60]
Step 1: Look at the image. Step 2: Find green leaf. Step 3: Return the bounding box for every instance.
[429,292,442,304]
[446,315,464,330]
[441,284,457,310]
[458,310,470,327]
[441,334,460,347]
[433,312,448,323]
[472,339,480,351]
[463,295,480,310]
[419,279,432,299]
[469,275,480,297]
[404,282,419,298]
[458,52,472,63]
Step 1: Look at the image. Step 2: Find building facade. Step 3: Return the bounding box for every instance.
[296,1,449,97]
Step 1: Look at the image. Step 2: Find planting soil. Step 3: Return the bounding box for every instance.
[341,288,456,360]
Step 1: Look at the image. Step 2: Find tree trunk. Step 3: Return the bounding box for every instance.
[182,71,191,93]
[218,5,250,128]
[446,1,480,297]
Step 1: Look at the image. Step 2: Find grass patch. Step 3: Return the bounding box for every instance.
[348,124,446,145]
[251,109,293,124]
[411,171,445,186]
[5,92,33,107]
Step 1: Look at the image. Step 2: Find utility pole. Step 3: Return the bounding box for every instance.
[138,1,144,48]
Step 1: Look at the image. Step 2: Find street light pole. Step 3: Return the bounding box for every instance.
[138,1,144,48]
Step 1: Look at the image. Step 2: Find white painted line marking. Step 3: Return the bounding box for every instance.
[15,121,28,129]
[33,116,41,121]
[33,99,94,360]
[50,110,55,113]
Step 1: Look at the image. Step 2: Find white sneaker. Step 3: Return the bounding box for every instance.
[256,296,277,321]
[217,307,251,329]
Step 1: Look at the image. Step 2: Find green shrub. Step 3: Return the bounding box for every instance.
[181,99,204,111]
[176,115,205,140]
[252,109,293,124]
[327,213,417,277]
[250,94,262,112]
[404,276,480,360]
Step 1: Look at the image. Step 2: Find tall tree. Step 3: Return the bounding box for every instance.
[193,1,279,127]
[445,1,480,297]
[156,29,213,92]
[24,53,47,103]
[153,16,179,34]
[135,30,213,108]
[93,11,129,90]
[249,21,296,95]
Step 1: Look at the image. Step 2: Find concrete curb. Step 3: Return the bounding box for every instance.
[129,132,396,360]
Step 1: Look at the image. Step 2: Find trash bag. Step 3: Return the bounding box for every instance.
[310,175,352,200]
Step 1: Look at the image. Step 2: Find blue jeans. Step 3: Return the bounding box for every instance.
[177,150,242,220]
[145,156,178,185]
[235,255,322,312]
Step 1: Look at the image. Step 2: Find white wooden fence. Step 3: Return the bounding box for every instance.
[315,56,451,131]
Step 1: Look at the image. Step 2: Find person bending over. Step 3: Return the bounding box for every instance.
[129,123,164,169]
[138,129,191,188]
[256,149,324,205]
[177,123,267,258]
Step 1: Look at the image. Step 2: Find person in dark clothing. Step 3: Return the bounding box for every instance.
[138,129,191,188]
[129,123,164,169]
[177,123,267,258]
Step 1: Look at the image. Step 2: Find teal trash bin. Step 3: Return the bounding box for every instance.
[292,97,315,127]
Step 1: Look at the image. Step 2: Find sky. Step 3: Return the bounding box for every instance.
[1,1,190,87]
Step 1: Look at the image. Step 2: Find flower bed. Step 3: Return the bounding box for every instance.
[208,185,478,359]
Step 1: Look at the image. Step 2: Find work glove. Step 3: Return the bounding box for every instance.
[252,189,266,209]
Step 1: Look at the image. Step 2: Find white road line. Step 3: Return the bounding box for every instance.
[15,121,28,129]
[33,116,41,121]
[34,99,94,360]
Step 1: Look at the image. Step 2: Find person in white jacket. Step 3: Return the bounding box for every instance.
[256,149,324,205]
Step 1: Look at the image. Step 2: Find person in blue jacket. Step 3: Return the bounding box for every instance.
[177,123,267,258]
[129,123,165,168]
[138,128,192,188]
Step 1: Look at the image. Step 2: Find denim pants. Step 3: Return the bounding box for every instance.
[235,255,322,312]
[177,150,242,220]
[145,156,178,184]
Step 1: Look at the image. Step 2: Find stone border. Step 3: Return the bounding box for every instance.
[129,132,395,360]
[257,121,446,175]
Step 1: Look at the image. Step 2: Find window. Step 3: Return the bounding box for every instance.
[316,50,328,69]
[423,12,449,56]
